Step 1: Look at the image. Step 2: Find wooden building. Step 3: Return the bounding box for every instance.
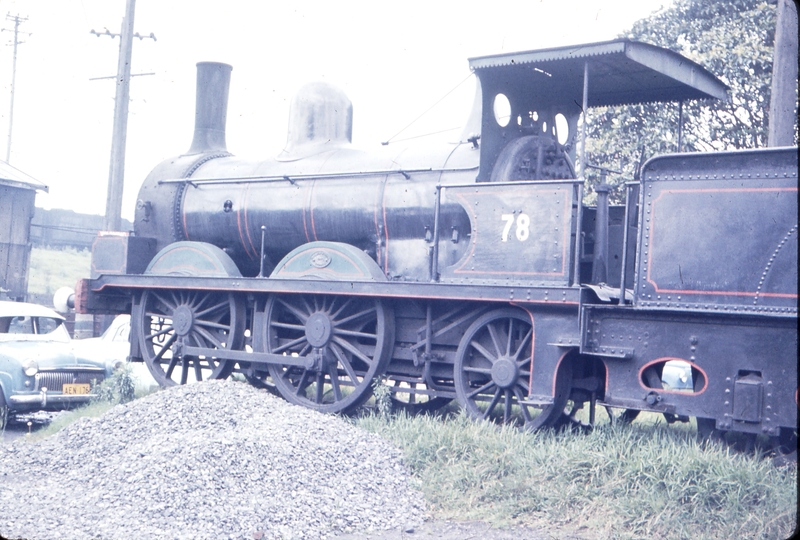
[0,161,47,301]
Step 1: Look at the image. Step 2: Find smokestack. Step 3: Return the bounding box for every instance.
[187,62,232,154]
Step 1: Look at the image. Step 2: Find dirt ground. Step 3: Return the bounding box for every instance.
[332,519,590,540]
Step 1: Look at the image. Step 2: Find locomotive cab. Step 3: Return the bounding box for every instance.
[467,40,729,289]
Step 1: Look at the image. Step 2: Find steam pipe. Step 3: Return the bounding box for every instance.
[591,180,610,285]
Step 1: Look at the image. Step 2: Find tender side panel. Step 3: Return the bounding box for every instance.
[637,149,798,313]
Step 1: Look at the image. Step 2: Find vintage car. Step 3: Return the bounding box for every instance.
[71,314,158,395]
[0,300,115,429]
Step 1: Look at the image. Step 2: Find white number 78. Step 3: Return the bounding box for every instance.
[501,213,531,242]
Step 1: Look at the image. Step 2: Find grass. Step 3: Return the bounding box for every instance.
[11,371,797,539]
[26,400,118,442]
[26,246,92,303]
[355,411,797,540]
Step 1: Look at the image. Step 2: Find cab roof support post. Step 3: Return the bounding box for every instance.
[579,61,589,180]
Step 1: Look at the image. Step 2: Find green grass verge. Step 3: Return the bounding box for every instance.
[27,246,92,303]
[26,400,118,442]
[356,412,797,539]
[24,365,154,442]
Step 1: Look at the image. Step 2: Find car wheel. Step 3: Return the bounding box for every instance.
[0,387,8,432]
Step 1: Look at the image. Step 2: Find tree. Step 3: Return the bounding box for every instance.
[584,0,786,201]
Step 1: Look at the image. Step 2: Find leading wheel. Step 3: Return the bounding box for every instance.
[259,294,395,414]
[454,308,572,429]
[135,289,245,387]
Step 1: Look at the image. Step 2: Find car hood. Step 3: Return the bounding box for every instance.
[0,340,108,370]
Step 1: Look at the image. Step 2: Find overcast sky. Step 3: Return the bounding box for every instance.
[0,0,672,220]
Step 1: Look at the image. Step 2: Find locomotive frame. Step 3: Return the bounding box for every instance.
[74,40,797,449]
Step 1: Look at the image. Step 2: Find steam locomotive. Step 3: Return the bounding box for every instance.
[76,40,797,447]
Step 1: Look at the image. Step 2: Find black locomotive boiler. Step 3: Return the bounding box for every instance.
[76,40,797,446]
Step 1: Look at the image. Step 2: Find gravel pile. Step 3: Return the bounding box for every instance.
[0,380,425,539]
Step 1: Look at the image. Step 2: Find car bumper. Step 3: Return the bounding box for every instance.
[8,390,95,409]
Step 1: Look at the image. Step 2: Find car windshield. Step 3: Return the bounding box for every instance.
[0,316,71,343]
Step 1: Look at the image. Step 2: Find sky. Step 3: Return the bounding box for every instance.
[0,0,672,221]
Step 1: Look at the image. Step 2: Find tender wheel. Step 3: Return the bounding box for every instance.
[454,308,572,429]
[259,294,395,414]
[135,289,245,387]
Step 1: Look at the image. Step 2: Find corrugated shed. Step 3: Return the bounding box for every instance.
[0,160,48,193]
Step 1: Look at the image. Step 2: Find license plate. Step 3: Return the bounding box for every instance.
[62,383,91,395]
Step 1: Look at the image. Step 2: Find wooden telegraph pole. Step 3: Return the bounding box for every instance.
[96,0,155,231]
[768,0,798,147]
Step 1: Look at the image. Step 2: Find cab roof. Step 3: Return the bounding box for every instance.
[469,39,729,107]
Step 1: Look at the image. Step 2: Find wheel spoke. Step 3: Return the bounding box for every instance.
[482,387,502,420]
[330,297,354,320]
[145,325,174,342]
[194,319,232,331]
[301,295,315,316]
[467,380,494,400]
[278,298,310,323]
[334,307,377,328]
[514,387,532,422]
[333,328,378,341]
[293,370,311,397]
[330,342,360,384]
[512,328,533,361]
[506,318,514,357]
[164,355,179,378]
[332,336,374,366]
[469,339,497,364]
[272,335,308,354]
[194,300,229,319]
[487,322,504,358]
[269,321,306,332]
[153,292,177,312]
[194,326,226,350]
[328,362,343,401]
[503,390,512,423]
[153,334,177,362]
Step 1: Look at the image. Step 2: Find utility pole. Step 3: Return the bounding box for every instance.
[2,14,28,164]
[768,0,798,147]
[92,0,155,231]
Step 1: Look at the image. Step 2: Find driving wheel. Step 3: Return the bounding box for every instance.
[454,308,572,429]
[135,289,245,387]
[258,294,394,414]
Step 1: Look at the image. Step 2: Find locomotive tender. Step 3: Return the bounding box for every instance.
[76,40,797,444]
